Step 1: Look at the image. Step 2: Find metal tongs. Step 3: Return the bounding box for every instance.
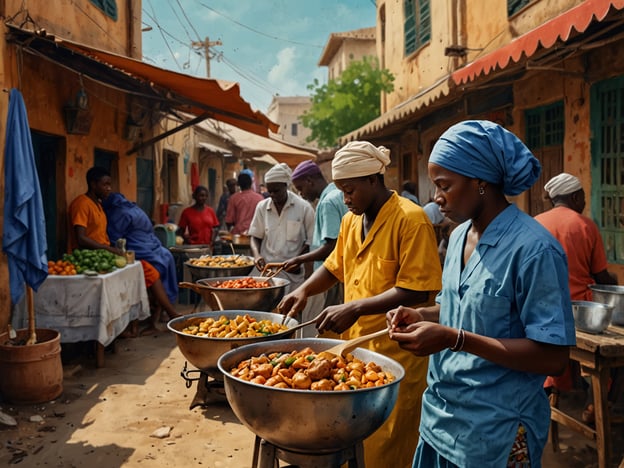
[260,262,285,279]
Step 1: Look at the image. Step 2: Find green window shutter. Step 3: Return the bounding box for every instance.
[525,101,563,150]
[404,0,416,55]
[89,0,118,21]
[404,0,431,56]
[590,76,624,263]
[418,0,431,44]
[508,0,531,17]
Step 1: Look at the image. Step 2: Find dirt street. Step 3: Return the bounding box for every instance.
[1,319,623,467]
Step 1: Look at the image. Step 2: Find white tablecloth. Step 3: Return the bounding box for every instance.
[13,262,150,346]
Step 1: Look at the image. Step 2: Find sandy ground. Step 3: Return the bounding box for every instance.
[1,314,623,467]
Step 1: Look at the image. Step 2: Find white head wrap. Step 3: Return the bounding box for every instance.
[264,162,292,184]
[544,173,583,198]
[332,141,391,180]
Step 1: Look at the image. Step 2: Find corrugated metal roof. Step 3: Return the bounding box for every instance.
[452,0,624,86]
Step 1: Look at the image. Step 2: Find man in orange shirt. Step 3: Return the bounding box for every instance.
[535,173,616,300]
[535,172,618,419]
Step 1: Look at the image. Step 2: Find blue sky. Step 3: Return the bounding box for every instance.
[141,0,376,113]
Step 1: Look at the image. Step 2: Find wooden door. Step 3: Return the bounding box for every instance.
[528,146,563,216]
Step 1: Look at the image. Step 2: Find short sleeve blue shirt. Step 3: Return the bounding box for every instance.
[312,183,348,269]
[420,204,576,467]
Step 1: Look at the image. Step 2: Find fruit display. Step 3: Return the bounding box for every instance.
[60,249,127,275]
[47,259,78,276]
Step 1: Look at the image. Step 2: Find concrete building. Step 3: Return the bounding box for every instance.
[318,26,377,81]
[267,96,313,147]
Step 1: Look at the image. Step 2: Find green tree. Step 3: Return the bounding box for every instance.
[301,56,394,149]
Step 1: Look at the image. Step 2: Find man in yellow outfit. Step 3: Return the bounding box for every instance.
[278,140,442,467]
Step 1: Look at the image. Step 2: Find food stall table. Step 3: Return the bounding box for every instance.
[550,324,624,468]
[14,262,150,367]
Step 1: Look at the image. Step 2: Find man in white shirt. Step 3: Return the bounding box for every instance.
[248,163,315,299]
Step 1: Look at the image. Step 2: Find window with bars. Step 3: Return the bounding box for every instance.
[525,102,564,149]
[404,0,431,56]
[508,0,531,16]
[590,76,624,263]
[89,0,118,21]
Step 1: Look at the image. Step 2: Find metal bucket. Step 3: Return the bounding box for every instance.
[589,284,624,325]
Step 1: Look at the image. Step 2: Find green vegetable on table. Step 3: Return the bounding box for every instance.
[65,249,125,275]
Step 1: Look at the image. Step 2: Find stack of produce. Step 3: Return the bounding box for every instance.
[61,249,126,275]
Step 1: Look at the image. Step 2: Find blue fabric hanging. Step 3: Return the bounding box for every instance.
[2,88,48,304]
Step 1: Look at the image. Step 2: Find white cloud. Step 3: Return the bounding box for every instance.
[267,47,301,95]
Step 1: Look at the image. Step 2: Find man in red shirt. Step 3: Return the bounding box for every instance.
[225,172,264,234]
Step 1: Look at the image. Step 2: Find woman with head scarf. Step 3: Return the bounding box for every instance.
[387,120,575,467]
[278,142,442,467]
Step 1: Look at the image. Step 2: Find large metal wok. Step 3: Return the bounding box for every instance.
[217,338,405,453]
[179,276,290,312]
[167,310,299,371]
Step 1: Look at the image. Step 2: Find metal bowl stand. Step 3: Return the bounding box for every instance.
[180,361,227,409]
[252,436,365,468]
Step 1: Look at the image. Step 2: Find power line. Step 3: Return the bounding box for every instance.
[174,0,203,41]
[197,2,323,48]
[145,0,183,69]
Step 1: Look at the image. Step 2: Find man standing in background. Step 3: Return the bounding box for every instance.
[225,172,264,235]
[248,163,315,302]
[216,178,237,229]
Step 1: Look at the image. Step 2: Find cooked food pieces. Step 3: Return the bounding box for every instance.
[214,278,270,289]
[187,255,253,268]
[181,314,288,338]
[230,347,395,391]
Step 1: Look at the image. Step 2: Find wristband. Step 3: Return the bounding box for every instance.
[449,328,465,352]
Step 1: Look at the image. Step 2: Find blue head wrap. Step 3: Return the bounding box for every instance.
[429,120,541,196]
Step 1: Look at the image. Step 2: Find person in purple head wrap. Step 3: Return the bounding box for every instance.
[386,120,576,467]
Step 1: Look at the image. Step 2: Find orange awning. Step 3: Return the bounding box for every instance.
[6,25,277,136]
[452,0,624,86]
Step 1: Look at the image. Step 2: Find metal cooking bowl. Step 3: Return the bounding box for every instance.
[572,300,614,334]
[217,338,405,453]
[184,255,255,282]
[167,310,299,371]
[589,284,624,326]
[195,276,290,312]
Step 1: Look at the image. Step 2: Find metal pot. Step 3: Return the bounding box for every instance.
[167,310,299,371]
[184,255,254,282]
[217,338,405,454]
[589,284,624,325]
[571,300,614,334]
[180,276,290,312]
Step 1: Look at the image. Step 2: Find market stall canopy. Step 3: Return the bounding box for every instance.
[5,25,278,137]
[196,118,317,167]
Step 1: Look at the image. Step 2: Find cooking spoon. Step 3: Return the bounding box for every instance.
[323,328,389,358]
[285,317,318,333]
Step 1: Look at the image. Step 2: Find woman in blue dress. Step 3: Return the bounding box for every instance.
[387,120,576,467]
[103,193,179,326]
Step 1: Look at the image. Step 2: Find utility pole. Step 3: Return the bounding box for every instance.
[191,36,222,78]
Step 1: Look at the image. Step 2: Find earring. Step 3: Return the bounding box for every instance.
[479,186,485,195]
